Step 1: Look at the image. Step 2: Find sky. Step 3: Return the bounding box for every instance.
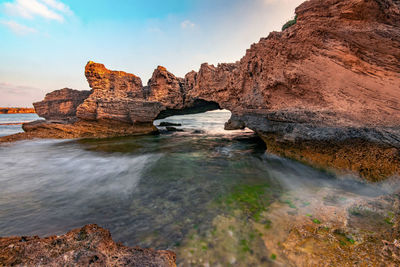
[0,0,303,107]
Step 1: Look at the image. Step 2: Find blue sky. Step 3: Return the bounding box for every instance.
[0,0,303,106]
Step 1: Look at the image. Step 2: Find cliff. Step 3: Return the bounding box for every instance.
[0,224,176,266]
[2,0,399,179]
[183,0,400,180]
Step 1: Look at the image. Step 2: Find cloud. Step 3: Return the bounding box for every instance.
[3,0,72,22]
[40,0,72,15]
[181,20,195,29]
[0,20,37,35]
[0,82,43,107]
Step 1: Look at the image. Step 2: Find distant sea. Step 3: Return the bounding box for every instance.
[0,113,40,137]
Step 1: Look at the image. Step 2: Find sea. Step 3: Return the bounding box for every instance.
[0,110,398,265]
[0,113,41,137]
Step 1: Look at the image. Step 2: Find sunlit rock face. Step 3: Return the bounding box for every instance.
[33,88,91,121]
[0,224,176,266]
[147,66,186,109]
[77,61,153,123]
[77,62,218,125]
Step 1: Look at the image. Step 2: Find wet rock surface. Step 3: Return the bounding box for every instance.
[166,126,184,132]
[0,224,176,266]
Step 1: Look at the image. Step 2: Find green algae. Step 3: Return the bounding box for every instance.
[384,212,395,225]
[312,219,321,224]
[283,199,297,209]
[222,183,272,221]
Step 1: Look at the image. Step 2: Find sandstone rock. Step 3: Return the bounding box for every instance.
[77,63,217,125]
[19,119,157,139]
[0,224,176,267]
[77,62,150,123]
[146,66,219,118]
[147,66,186,109]
[33,88,91,121]
[188,0,400,128]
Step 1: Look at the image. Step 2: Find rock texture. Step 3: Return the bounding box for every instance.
[0,224,176,267]
[33,88,91,121]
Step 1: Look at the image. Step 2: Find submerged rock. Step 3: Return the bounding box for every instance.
[0,224,176,266]
[166,126,184,132]
[159,122,182,127]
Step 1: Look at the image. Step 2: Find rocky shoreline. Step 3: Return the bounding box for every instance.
[0,224,176,266]
[1,0,399,265]
[1,0,398,180]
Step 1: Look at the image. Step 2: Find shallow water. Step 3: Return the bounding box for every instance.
[0,110,398,265]
[0,113,40,137]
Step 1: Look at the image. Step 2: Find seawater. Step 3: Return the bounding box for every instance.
[0,110,398,266]
[0,113,40,137]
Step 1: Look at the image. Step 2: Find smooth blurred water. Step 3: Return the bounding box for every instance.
[0,113,40,137]
[0,110,398,265]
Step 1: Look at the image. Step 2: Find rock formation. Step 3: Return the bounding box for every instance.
[183,0,400,180]
[1,0,399,179]
[0,224,176,266]
[33,88,91,121]
[13,62,218,140]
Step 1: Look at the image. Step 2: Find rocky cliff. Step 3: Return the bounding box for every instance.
[183,0,400,180]
[0,224,176,266]
[2,0,399,179]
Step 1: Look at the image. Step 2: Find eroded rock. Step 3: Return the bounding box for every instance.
[33,88,91,121]
[0,224,176,267]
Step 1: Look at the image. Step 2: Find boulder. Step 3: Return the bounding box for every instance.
[33,88,91,121]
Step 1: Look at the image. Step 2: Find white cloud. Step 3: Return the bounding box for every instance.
[40,0,72,15]
[0,82,43,107]
[3,0,72,22]
[181,20,195,29]
[1,20,37,35]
